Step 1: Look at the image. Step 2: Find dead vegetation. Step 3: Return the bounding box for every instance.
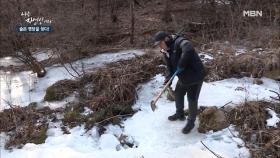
[202,43,280,82]
[1,0,279,70]
[63,109,85,128]
[47,53,164,131]
[0,104,59,149]
[58,53,164,131]
[73,54,164,130]
[1,0,279,81]
[44,79,79,101]
[198,98,280,158]
[228,101,280,158]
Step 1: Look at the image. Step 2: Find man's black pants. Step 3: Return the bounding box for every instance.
[174,80,203,122]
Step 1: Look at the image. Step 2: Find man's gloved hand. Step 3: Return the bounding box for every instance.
[163,67,184,86]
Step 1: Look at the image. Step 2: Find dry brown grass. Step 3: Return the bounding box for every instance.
[227,101,280,158]
[0,105,58,149]
[204,43,280,82]
[79,54,164,129]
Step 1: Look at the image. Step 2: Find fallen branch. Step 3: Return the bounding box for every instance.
[269,90,280,101]
[201,141,224,158]
[94,113,134,125]
[220,101,232,109]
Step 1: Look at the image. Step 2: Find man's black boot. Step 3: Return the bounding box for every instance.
[182,120,195,134]
[168,112,186,121]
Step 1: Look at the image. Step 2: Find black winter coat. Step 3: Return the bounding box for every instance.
[164,36,206,85]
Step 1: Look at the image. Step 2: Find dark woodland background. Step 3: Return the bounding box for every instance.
[0,0,279,58]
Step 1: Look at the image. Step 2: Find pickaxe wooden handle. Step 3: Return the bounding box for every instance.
[150,72,177,111]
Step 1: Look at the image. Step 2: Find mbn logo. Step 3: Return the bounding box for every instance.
[243,10,262,17]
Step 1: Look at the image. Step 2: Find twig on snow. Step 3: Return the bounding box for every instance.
[201,141,224,158]
[220,101,232,109]
[94,113,134,125]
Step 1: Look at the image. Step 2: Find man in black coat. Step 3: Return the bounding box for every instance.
[154,31,206,134]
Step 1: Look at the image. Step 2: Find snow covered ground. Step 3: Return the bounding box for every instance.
[266,108,280,127]
[32,49,54,62]
[1,74,279,158]
[0,50,279,158]
[0,56,23,67]
[0,50,144,110]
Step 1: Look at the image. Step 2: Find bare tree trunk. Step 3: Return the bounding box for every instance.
[81,0,85,15]
[162,0,172,23]
[130,0,135,44]
[96,0,101,32]
[110,0,118,23]
[15,49,47,78]
[274,6,280,26]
